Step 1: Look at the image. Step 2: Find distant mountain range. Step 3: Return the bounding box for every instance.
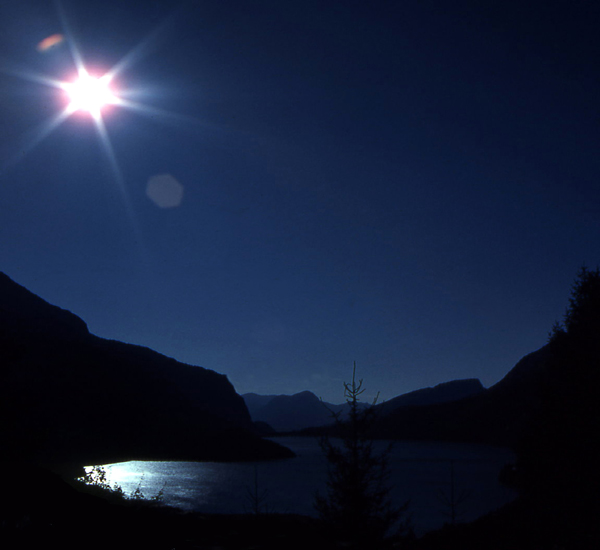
[0,272,293,466]
[371,344,554,446]
[1,269,560,468]
[245,347,555,449]
[243,379,485,433]
[243,391,353,432]
[376,378,485,414]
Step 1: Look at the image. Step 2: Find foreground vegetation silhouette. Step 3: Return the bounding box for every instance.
[421,266,600,549]
[4,268,600,549]
[315,363,412,549]
[514,265,600,546]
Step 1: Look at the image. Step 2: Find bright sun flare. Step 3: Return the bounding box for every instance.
[8,17,184,171]
[62,70,117,117]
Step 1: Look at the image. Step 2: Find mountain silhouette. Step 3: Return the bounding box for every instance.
[376,378,485,415]
[0,272,293,466]
[243,380,484,433]
[372,345,554,446]
[243,391,351,432]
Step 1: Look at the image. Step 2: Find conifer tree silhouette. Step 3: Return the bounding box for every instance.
[517,266,600,545]
[314,362,411,548]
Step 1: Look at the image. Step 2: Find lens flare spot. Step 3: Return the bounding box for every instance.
[37,33,64,52]
[146,174,184,208]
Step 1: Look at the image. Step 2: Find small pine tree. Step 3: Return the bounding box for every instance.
[314,362,411,549]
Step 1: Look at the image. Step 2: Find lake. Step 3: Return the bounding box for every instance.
[92,436,517,535]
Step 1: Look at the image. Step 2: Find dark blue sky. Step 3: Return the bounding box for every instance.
[1,0,599,402]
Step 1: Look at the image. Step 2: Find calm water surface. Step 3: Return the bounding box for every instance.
[92,436,517,534]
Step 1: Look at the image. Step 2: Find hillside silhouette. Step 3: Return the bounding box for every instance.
[375,378,485,415]
[371,344,554,447]
[0,271,293,467]
[244,379,484,433]
[2,267,600,548]
[243,390,366,432]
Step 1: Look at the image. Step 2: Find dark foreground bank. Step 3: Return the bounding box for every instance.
[2,462,598,550]
[0,462,321,550]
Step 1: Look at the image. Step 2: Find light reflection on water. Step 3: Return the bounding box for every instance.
[88,437,517,534]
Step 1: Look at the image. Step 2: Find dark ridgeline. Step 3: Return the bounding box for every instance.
[243,380,484,434]
[368,270,599,456]
[512,267,600,546]
[259,346,555,448]
[371,345,555,447]
[245,354,554,446]
[416,267,600,549]
[2,267,599,549]
[0,271,293,467]
[375,378,485,416]
[243,390,360,432]
[293,267,600,548]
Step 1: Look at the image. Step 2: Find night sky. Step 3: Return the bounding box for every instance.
[1,1,599,403]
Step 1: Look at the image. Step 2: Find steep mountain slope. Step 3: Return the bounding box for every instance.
[373,345,555,446]
[376,378,485,415]
[0,272,293,465]
[242,393,280,415]
[243,391,347,432]
[244,380,485,433]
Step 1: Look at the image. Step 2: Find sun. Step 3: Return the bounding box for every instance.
[2,10,189,174]
[61,69,118,119]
